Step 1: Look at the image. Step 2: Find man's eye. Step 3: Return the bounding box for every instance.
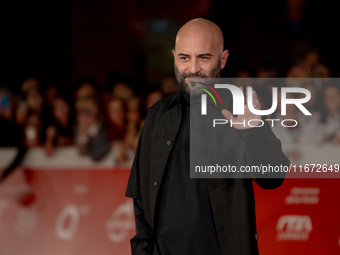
[201,56,210,60]
[180,56,188,60]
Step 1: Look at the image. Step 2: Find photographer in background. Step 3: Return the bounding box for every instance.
[75,96,110,161]
[0,88,26,181]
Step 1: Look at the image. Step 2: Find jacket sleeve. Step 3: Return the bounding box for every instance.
[239,121,291,189]
[125,128,155,255]
[125,128,143,199]
[133,198,148,234]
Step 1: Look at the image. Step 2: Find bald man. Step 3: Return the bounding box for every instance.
[126,18,289,255]
[173,19,227,95]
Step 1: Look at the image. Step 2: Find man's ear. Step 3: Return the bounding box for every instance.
[172,49,176,58]
[220,50,229,69]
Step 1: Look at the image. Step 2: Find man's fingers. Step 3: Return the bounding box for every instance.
[239,86,244,94]
[222,109,236,122]
[252,89,261,109]
[244,86,261,109]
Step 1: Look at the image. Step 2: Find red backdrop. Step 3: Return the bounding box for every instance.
[0,161,339,254]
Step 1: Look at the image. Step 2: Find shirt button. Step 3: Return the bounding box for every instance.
[153,181,159,187]
[166,140,172,146]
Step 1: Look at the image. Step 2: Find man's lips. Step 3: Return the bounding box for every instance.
[186,77,205,87]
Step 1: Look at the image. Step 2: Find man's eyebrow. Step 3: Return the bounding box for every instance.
[198,53,213,57]
[177,53,213,57]
[178,53,190,57]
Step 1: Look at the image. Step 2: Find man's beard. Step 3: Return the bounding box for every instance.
[174,58,221,96]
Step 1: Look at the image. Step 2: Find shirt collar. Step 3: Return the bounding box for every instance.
[165,89,207,110]
[165,90,184,111]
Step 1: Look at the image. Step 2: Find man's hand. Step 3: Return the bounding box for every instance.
[221,86,262,130]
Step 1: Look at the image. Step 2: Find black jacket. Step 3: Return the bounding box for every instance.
[125,91,290,255]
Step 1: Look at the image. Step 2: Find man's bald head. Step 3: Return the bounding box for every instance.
[175,18,224,54]
[172,18,229,95]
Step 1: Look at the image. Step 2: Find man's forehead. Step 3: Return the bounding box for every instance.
[175,36,217,54]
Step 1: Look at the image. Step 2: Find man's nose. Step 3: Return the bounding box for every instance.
[188,59,201,74]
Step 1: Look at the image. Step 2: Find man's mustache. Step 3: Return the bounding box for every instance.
[182,72,208,78]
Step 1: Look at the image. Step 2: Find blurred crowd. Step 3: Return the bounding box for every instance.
[0,49,339,166]
[261,77,340,164]
[234,49,340,163]
[0,73,179,165]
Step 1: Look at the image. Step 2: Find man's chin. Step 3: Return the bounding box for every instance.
[188,86,203,97]
[179,82,201,96]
